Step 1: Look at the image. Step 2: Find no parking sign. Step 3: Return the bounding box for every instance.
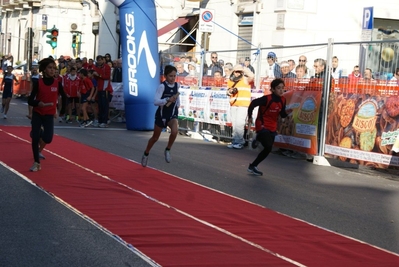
[199,9,214,33]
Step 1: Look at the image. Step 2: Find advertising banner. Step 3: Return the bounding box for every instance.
[275,90,322,155]
[325,92,399,168]
[109,82,124,110]
[109,0,159,130]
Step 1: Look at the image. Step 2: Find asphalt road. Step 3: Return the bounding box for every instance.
[1,97,398,266]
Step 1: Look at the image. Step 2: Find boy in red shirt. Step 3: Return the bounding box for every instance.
[78,68,95,127]
[247,78,292,176]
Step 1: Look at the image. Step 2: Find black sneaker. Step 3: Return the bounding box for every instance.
[247,164,263,176]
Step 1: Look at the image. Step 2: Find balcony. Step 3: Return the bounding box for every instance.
[1,0,35,9]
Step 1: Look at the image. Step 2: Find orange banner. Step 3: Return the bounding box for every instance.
[275,90,322,155]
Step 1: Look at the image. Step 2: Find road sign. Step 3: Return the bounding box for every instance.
[362,7,374,30]
[361,7,373,41]
[199,9,214,33]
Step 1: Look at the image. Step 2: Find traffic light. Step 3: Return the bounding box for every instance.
[72,34,77,48]
[46,26,59,49]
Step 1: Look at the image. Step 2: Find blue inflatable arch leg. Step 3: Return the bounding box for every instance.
[109,0,159,130]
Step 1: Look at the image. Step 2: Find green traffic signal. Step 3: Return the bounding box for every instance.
[72,35,77,48]
[46,25,59,49]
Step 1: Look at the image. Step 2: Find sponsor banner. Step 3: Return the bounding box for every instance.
[178,88,231,125]
[275,90,322,155]
[109,82,124,110]
[325,92,399,168]
[109,0,159,130]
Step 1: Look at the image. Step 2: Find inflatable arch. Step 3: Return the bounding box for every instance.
[109,0,159,130]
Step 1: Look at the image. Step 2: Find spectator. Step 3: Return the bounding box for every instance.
[27,65,41,120]
[87,58,95,70]
[187,62,198,77]
[205,52,223,76]
[213,70,224,87]
[88,70,99,126]
[363,68,375,82]
[176,62,188,77]
[244,57,255,74]
[288,59,296,74]
[280,61,296,78]
[331,56,342,79]
[226,64,254,149]
[75,58,84,72]
[92,55,112,128]
[224,64,234,79]
[1,55,6,71]
[298,55,309,77]
[266,52,281,78]
[295,65,308,79]
[112,58,122,83]
[348,65,361,82]
[2,55,12,72]
[104,53,112,64]
[238,57,245,66]
[63,67,80,123]
[58,55,66,70]
[390,68,399,81]
[312,58,327,79]
[78,68,95,127]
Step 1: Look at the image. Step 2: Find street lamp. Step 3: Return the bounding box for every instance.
[18,18,27,62]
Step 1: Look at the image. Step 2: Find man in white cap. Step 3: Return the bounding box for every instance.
[280,61,296,78]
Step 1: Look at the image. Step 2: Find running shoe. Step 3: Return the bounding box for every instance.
[247,164,263,176]
[30,162,41,172]
[233,143,244,149]
[80,121,87,128]
[3,114,7,119]
[164,149,171,163]
[141,154,148,167]
[85,120,93,127]
[39,153,46,160]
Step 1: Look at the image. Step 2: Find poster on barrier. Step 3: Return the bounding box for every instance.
[275,90,322,155]
[186,88,209,122]
[207,90,231,125]
[325,92,399,168]
[109,82,124,110]
[178,87,191,119]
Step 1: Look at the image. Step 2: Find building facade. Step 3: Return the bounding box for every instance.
[1,0,399,75]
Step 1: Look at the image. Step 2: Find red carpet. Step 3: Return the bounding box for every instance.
[1,126,398,266]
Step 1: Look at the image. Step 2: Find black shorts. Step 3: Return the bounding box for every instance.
[155,114,178,128]
[80,92,90,104]
[68,97,79,104]
[2,89,12,99]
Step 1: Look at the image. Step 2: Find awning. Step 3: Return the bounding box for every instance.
[158,17,191,37]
